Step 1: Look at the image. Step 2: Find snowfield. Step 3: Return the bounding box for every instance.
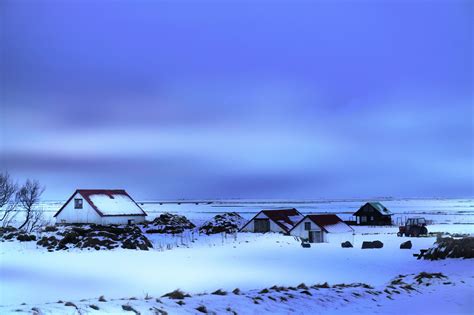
[1,227,473,314]
[0,198,473,314]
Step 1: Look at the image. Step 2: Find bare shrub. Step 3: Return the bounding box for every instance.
[196,305,208,313]
[122,304,139,314]
[161,289,190,300]
[0,172,18,227]
[17,179,45,232]
[211,289,227,295]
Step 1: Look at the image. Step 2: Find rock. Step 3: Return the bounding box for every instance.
[43,226,58,232]
[341,241,353,248]
[362,240,384,249]
[3,233,15,240]
[36,224,153,251]
[199,212,245,235]
[0,226,17,237]
[422,236,474,260]
[372,240,383,248]
[400,240,412,249]
[144,213,195,234]
[16,234,36,242]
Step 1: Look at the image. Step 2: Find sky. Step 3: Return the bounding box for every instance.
[0,1,473,200]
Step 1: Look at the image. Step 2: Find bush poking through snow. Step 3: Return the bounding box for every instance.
[144,293,152,300]
[195,305,208,313]
[64,301,77,307]
[312,282,330,289]
[199,212,245,235]
[297,283,308,290]
[232,288,241,295]
[211,289,227,295]
[98,296,107,302]
[122,304,139,314]
[153,307,168,315]
[89,304,99,310]
[161,289,191,300]
[414,272,447,284]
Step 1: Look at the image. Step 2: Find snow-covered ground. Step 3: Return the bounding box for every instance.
[1,228,473,312]
[1,198,473,314]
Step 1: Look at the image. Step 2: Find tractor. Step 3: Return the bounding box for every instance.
[397,217,428,237]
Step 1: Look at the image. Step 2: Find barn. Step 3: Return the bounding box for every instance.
[239,208,304,234]
[289,214,354,243]
[54,189,147,225]
[353,202,393,225]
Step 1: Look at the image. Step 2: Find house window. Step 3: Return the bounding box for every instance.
[370,216,374,221]
[74,198,83,209]
[361,216,367,223]
[304,222,311,230]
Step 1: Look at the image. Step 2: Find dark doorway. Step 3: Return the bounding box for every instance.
[254,219,270,232]
[308,231,322,243]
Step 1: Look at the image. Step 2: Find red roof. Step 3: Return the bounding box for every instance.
[240,208,303,233]
[54,189,147,218]
[292,214,353,233]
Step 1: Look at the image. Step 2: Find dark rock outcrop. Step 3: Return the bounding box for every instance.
[36,224,152,251]
[199,212,245,235]
[143,213,195,234]
[400,240,412,249]
[362,240,384,249]
[420,237,473,260]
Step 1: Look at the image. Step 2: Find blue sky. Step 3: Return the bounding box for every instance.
[1,1,473,200]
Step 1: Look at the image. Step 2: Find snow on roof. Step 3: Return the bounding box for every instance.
[54,189,147,217]
[353,202,393,216]
[88,193,145,216]
[322,221,354,233]
[261,209,304,233]
[368,202,393,215]
[304,214,353,233]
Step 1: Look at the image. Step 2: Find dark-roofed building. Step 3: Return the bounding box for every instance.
[54,189,147,225]
[353,202,392,225]
[289,214,354,243]
[239,208,304,234]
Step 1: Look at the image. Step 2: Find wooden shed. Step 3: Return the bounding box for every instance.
[239,208,303,234]
[353,202,392,225]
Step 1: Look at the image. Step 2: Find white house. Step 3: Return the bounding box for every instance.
[289,214,354,243]
[54,189,147,225]
[239,209,304,234]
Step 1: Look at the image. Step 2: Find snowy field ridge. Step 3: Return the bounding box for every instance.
[0,271,471,315]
